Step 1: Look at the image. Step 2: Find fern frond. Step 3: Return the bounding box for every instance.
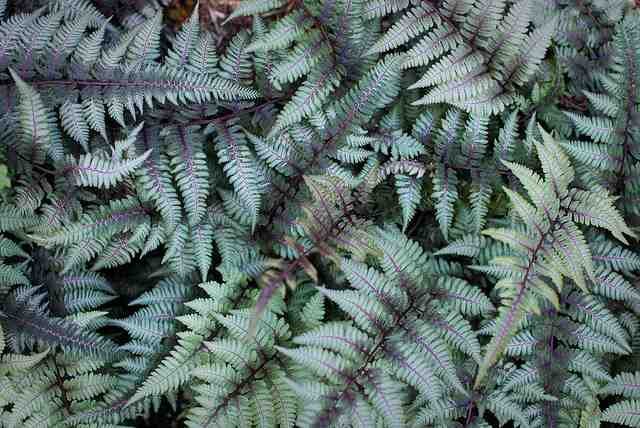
[126,332,202,405]
[67,148,150,189]
[1,289,119,359]
[166,5,200,70]
[474,128,632,388]
[226,0,286,22]
[602,400,640,427]
[9,69,63,163]
[214,121,264,230]
[166,126,209,226]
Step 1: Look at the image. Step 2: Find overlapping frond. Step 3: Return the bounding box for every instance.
[0,1,638,427]
[475,128,633,388]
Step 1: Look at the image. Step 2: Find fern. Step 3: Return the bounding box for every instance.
[214,120,264,230]
[371,0,557,115]
[474,128,633,387]
[277,228,482,426]
[0,1,639,427]
[564,15,640,218]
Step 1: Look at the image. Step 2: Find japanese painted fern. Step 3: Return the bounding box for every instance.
[1,0,640,427]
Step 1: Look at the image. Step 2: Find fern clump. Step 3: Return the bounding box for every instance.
[1,0,640,427]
